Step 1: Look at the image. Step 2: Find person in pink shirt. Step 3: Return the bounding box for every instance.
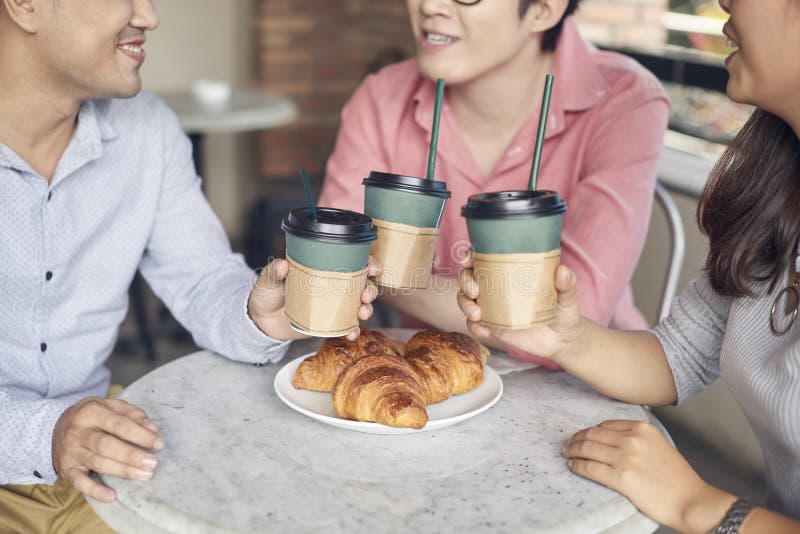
[319,0,669,368]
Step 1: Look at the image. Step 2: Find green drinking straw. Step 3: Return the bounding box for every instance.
[528,74,555,191]
[426,78,446,180]
[300,168,318,222]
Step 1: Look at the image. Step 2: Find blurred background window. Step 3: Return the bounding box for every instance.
[660,0,751,145]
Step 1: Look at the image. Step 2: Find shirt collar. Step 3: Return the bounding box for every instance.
[92,99,118,142]
[0,99,118,186]
[551,18,610,113]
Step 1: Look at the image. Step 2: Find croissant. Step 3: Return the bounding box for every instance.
[404,331,490,404]
[292,327,405,392]
[332,352,428,429]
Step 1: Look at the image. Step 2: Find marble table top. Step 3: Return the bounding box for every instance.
[157,88,298,134]
[89,330,661,533]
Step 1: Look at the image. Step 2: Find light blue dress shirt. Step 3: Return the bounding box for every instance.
[0,92,289,485]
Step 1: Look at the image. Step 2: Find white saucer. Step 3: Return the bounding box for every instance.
[274,353,503,435]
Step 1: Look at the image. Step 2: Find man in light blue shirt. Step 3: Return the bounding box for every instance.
[0,0,378,530]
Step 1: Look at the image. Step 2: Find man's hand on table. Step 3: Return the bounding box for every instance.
[248,257,382,342]
[53,397,163,503]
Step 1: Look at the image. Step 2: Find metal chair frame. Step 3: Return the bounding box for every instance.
[653,181,686,322]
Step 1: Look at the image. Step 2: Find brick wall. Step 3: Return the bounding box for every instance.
[253,0,667,181]
[254,0,414,180]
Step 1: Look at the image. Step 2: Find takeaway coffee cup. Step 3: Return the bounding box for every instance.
[281,207,378,337]
[461,190,567,329]
[362,171,451,289]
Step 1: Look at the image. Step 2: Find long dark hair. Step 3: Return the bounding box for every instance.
[698,109,800,297]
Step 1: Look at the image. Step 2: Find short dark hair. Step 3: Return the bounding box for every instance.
[520,0,581,51]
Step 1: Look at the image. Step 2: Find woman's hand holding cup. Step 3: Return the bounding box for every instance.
[457,249,584,365]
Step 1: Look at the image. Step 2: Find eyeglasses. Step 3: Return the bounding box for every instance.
[453,0,482,5]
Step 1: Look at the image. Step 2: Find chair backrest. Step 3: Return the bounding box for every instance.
[653,181,686,322]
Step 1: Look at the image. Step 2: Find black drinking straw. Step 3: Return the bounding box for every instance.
[300,168,318,222]
[426,78,446,180]
[528,74,555,191]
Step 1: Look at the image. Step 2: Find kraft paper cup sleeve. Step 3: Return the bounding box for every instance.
[472,250,560,330]
[370,218,439,290]
[284,255,368,337]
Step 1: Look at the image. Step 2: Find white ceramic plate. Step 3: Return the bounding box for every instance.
[274,353,504,434]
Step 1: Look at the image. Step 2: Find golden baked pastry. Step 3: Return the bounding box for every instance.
[404,331,489,404]
[291,327,404,392]
[292,328,489,429]
[332,353,428,429]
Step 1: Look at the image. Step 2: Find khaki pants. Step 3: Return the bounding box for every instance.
[0,385,124,534]
[0,477,114,534]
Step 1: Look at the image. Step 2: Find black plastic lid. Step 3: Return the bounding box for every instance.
[281,207,378,244]
[362,171,451,198]
[461,190,567,219]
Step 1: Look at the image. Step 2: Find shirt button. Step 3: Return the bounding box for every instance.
[45,271,53,281]
[40,343,47,353]
[33,470,43,479]
[47,191,52,202]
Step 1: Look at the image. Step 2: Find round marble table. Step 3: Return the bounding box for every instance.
[157,87,298,188]
[158,88,298,135]
[89,330,662,533]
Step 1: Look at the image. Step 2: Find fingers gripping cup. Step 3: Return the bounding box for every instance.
[461,191,567,329]
[281,207,378,337]
[362,171,451,289]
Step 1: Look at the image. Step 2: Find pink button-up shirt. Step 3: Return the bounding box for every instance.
[320,19,669,349]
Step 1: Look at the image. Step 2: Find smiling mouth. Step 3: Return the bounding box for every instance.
[118,43,144,55]
[722,23,739,54]
[424,32,459,46]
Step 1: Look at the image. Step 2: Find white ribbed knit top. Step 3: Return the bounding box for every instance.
[653,274,800,518]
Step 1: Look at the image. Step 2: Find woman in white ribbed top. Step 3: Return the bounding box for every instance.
[457,0,800,532]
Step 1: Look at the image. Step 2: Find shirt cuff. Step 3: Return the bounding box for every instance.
[22,398,74,485]
[236,290,291,365]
